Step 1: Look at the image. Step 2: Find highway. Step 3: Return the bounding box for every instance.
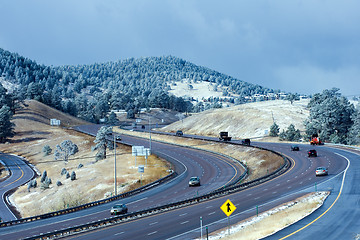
[60,142,350,240]
[0,126,245,239]
[0,126,356,240]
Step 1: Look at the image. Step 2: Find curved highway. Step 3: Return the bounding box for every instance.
[0,126,244,239]
[0,153,34,222]
[0,126,355,240]
[57,142,350,240]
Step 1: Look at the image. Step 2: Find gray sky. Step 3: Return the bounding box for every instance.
[0,0,359,96]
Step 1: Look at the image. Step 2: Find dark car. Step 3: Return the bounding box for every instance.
[116,135,122,141]
[308,149,317,157]
[176,130,184,137]
[291,145,300,151]
[188,176,200,187]
[110,204,128,215]
[241,139,251,146]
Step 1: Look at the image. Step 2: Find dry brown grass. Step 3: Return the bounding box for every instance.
[0,100,169,217]
[161,99,309,139]
[0,164,8,179]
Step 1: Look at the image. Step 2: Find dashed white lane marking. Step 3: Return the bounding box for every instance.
[127,197,148,205]
[179,213,188,216]
[115,232,124,236]
[149,222,158,226]
[148,231,157,236]
[181,221,189,224]
[208,212,216,215]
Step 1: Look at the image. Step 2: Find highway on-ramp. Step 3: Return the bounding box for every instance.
[0,153,34,222]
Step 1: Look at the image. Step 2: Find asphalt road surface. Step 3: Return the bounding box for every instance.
[0,126,357,240]
[62,142,350,240]
[0,153,34,222]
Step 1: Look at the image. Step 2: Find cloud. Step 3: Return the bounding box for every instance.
[274,64,360,96]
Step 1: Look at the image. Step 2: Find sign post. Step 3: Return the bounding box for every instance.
[220,199,236,236]
[138,165,144,186]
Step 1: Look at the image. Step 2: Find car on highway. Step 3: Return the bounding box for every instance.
[291,145,300,151]
[308,149,317,157]
[110,204,128,215]
[116,135,121,141]
[241,138,251,146]
[176,130,183,136]
[315,167,328,176]
[189,176,201,187]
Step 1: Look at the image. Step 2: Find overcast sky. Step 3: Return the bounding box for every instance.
[0,0,359,96]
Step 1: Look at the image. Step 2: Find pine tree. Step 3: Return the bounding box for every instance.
[269,122,280,137]
[0,105,15,143]
[54,140,79,162]
[92,126,114,161]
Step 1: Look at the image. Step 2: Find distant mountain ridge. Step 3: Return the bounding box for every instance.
[0,48,278,123]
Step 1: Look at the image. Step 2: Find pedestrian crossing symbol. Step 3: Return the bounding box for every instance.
[220,199,236,217]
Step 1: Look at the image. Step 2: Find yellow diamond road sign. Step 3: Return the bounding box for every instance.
[221,199,236,217]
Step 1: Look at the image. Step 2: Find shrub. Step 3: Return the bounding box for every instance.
[42,145,52,156]
[40,181,50,190]
[41,170,47,183]
[66,172,70,179]
[45,176,52,185]
[70,171,76,181]
[56,180,62,186]
[77,163,83,169]
[61,168,67,176]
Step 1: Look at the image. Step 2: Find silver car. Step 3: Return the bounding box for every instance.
[189,176,201,187]
[110,204,128,215]
[315,167,328,176]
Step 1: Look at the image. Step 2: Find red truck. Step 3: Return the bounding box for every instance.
[310,133,322,145]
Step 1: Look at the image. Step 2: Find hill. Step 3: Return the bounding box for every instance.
[0,48,278,124]
[161,99,309,140]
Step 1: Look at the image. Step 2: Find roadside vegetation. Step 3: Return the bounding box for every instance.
[0,100,169,217]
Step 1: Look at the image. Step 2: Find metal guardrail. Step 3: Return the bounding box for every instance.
[0,166,175,228]
[24,155,290,240]
[3,127,290,239]
[22,137,291,240]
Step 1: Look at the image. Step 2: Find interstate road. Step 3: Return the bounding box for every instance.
[0,125,244,239]
[55,129,350,240]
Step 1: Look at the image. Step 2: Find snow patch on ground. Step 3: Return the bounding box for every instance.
[200,191,329,240]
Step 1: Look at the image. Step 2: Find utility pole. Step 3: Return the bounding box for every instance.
[114,133,117,196]
[149,115,152,152]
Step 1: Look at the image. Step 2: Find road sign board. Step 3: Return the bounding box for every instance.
[138,165,144,173]
[132,146,144,156]
[220,199,236,217]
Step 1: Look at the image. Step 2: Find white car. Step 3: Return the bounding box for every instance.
[189,176,201,186]
[315,167,328,176]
